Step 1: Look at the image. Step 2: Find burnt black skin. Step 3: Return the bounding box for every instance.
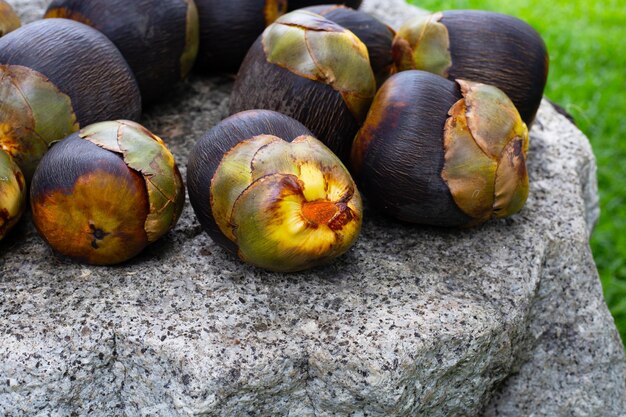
[355,71,472,226]
[288,0,362,11]
[0,18,141,124]
[195,0,284,74]
[45,0,193,103]
[442,10,549,125]
[30,134,140,200]
[230,40,360,164]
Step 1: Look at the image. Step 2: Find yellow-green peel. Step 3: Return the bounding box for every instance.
[262,10,376,123]
[442,79,529,224]
[0,64,79,181]
[0,148,25,240]
[211,134,362,272]
[392,12,452,76]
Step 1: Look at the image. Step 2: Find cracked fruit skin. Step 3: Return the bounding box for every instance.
[303,5,395,87]
[288,0,362,11]
[229,10,376,163]
[45,0,199,103]
[0,19,141,180]
[30,121,185,265]
[0,64,79,181]
[187,110,362,273]
[392,10,548,125]
[0,148,26,241]
[0,19,141,125]
[351,70,529,227]
[194,0,287,74]
[0,0,20,37]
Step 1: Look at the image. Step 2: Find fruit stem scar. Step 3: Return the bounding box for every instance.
[301,200,339,226]
[89,223,109,249]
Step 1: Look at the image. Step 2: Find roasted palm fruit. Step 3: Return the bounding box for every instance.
[288,0,362,11]
[392,10,548,124]
[31,120,185,265]
[188,110,362,272]
[352,70,529,227]
[0,0,20,37]
[194,0,287,73]
[0,19,141,181]
[0,148,26,241]
[45,0,200,103]
[230,10,376,162]
[303,5,395,86]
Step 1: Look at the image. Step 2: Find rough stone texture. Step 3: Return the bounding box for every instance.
[1,0,624,416]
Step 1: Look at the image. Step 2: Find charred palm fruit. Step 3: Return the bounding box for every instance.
[230,10,376,162]
[31,120,185,265]
[0,19,141,180]
[188,110,362,273]
[0,149,26,241]
[194,0,287,73]
[45,0,200,103]
[288,0,362,11]
[392,10,548,124]
[303,5,395,86]
[352,71,529,227]
[0,0,20,37]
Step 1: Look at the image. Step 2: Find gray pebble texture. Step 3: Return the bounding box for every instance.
[1,0,624,416]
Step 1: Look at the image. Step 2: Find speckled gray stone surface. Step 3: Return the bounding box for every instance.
[1,0,624,416]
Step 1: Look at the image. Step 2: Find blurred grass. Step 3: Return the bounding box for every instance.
[407,0,626,344]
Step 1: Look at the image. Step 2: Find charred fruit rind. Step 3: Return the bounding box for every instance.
[349,86,390,175]
[0,64,79,181]
[442,79,529,224]
[194,0,287,74]
[0,0,20,37]
[0,148,25,240]
[81,120,185,242]
[262,10,376,123]
[181,0,200,78]
[211,134,362,272]
[287,0,363,11]
[44,1,194,103]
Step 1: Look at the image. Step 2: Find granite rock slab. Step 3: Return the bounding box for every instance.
[1,0,625,416]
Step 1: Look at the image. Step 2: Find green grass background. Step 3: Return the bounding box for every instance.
[407,0,626,343]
